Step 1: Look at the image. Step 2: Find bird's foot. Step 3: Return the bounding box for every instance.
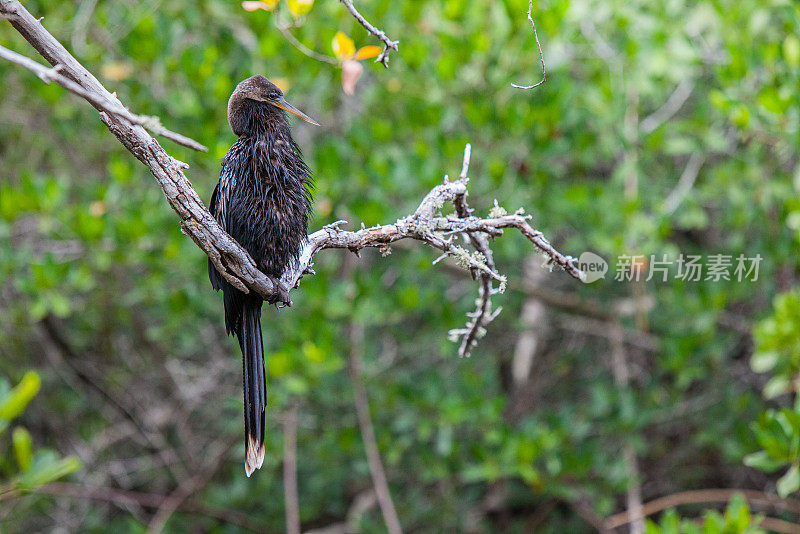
[268,280,292,308]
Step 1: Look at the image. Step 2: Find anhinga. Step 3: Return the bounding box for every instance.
[208,75,317,476]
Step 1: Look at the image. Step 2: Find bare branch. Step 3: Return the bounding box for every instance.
[604,488,800,530]
[33,482,263,532]
[662,153,704,215]
[283,402,301,534]
[278,144,583,356]
[348,324,403,534]
[0,46,206,152]
[147,438,235,533]
[282,169,584,293]
[274,14,338,65]
[640,79,694,134]
[338,0,398,68]
[512,0,546,89]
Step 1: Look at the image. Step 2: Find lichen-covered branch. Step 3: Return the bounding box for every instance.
[282,144,585,357]
[450,146,503,357]
[339,0,399,67]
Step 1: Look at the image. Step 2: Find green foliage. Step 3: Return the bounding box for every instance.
[752,291,800,398]
[644,494,765,534]
[0,371,39,430]
[746,290,800,496]
[0,372,81,497]
[745,408,800,496]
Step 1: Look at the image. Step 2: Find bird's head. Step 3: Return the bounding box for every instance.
[228,75,319,135]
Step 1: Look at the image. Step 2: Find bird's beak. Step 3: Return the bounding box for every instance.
[269,96,320,126]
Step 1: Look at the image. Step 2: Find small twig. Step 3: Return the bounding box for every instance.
[0,44,207,152]
[147,438,235,533]
[511,0,546,89]
[275,14,338,65]
[348,324,403,534]
[32,482,263,532]
[283,401,301,534]
[338,0,398,68]
[640,79,694,134]
[459,142,471,179]
[662,153,704,215]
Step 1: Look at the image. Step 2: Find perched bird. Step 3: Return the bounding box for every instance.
[208,75,317,476]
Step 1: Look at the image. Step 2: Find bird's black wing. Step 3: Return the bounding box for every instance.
[208,182,225,292]
[209,163,242,334]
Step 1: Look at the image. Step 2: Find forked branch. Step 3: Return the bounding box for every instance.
[339,0,399,67]
[282,144,585,357]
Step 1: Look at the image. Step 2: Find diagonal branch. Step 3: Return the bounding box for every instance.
[640,79,694,134]
[283,402,301,534]
[348,323,403,534]
[0,44,207,152]
[274,13,338,65]
[146,438,236,533]
[338,0,398,68]
[604,488,800,530]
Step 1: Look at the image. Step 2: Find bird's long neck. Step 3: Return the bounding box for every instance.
[230,99,289,140]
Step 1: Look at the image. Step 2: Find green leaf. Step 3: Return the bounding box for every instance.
[783,35,800,68]
[750,351,779,373]
[17,453,81,490]
[723,493,750,530]
[781,408,800,437]
[777,464,800,497]
[744,451,786,473]
[763,376,790,399]
[12,427,33,472]
[0,371,41,422]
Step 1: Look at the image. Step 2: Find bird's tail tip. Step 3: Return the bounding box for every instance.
[244,435,266,477]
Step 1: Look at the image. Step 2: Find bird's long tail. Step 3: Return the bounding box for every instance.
[236,300,266,477]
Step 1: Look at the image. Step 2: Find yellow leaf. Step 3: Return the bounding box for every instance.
[341,59,363,95]
[241,0,279,12]
[89,201,107,217]
[287,0,313,17]
[355,45,381,61]
[332,31,356,60]
[101,62,132,82]
[272,77,290,94]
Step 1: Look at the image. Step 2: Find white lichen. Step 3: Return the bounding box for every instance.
[489,199,507,218]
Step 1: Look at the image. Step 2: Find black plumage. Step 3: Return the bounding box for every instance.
[208,75,316,476]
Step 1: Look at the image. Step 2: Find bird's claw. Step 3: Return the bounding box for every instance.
[267,281,292,308]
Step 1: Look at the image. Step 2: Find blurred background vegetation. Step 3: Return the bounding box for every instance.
[1,0,799,531]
